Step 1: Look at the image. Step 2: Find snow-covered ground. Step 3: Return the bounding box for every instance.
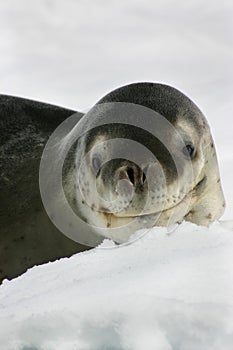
[0,1,233,349]
[1,222,233,350]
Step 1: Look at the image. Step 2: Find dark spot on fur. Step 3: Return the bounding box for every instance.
[195,176,207,196]
[100,207,110,213]
[81,200,85,204]
[217,178,220,183]
[206,213,212,220]
[211,143,214,148]
[222,203,226,208]
[107,223,111,228]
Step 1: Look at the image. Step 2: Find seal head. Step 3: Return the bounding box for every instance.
[64,83,225,242]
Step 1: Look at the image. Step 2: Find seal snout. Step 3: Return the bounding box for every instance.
[118,164,146,187]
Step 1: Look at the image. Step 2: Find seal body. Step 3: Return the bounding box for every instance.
[0,95,89,283]
[0,83,225,281]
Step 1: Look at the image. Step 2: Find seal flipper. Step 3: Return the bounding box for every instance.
[0,95,89,283]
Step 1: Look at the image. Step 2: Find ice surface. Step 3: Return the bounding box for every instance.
[0,222,233,349]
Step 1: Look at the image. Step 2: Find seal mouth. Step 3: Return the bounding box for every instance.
[99,176,206,220]
[100,200,174,220]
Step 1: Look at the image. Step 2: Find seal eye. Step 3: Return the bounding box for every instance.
[92,154,102,173]
[183,143,195,158]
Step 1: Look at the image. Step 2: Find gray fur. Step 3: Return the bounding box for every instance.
[0,95,88,283]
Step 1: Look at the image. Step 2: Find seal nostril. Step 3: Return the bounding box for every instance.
[126,167,135,185]
[142,164,149,184]
[142,171,146,183]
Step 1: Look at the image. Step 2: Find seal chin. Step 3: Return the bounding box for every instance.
[98,180,204,229]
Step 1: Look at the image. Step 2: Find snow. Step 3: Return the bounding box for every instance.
[0,0,233,349]
[1,222,233,349]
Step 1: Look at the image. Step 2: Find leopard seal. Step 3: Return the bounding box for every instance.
[0,83,225,282]
[59,82,225,243]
